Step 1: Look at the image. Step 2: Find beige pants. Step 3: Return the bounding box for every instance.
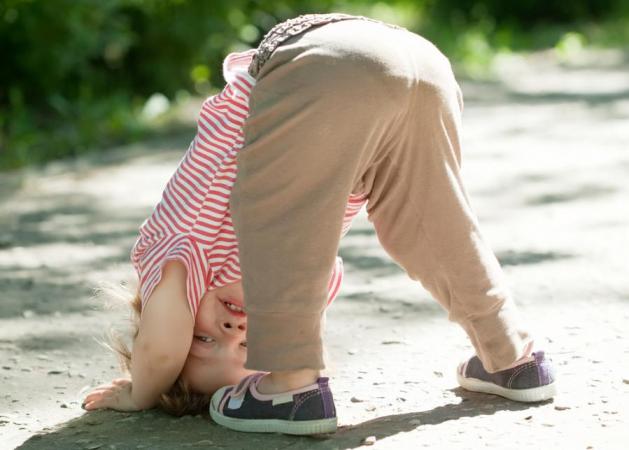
[230,18,533,373]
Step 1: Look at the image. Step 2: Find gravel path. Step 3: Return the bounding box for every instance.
[1,50,628,449]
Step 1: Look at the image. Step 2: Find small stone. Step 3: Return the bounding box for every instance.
[554,405,571,411]
[20,368,32,372]
[381,340,404,345]
[60,403,69,409]
[350,397,364,403]
[433,371,443,378]
[347,349,357,355]
[524,415,533,420]
[2,366,11,370]
[47,370,64,375]
[361,436,377,446]
[622,379,629,385]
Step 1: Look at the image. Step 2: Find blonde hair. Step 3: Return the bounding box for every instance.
[105,283,210,416]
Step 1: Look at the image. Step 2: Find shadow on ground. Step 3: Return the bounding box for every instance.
[18,389,545,450]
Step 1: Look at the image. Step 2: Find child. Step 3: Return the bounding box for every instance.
[206,13,556,434]
[82,30,365,414]
[83,13,556,431]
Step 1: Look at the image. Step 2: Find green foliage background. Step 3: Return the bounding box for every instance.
[1,0,628,169]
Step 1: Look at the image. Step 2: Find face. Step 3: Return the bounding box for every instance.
[180,281,256,394]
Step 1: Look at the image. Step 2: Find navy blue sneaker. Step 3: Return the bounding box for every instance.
[457,350,557,402]
[210,372,337,435]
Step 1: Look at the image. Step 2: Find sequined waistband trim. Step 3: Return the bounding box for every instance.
[248,13,404,79]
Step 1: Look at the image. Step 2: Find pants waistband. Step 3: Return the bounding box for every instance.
[248,13,404,79]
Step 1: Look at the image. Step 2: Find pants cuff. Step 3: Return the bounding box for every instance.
[461,300,534,373]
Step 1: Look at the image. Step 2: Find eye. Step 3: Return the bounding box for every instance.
[194,335,215,344]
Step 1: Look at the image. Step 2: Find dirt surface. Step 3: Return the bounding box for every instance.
[2,50,629,449]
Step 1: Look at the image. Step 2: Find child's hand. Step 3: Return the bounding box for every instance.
[82,378,140,412]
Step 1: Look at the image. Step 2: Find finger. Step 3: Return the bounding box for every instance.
[83,400,102,411]
[83,387,117,399]
[83,391,108,404]
[90,383,117,391]
[84,394,115,411]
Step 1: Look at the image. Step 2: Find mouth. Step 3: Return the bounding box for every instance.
[220,299,246,318]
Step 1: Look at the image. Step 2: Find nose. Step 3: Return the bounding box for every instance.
[220,319,246,336]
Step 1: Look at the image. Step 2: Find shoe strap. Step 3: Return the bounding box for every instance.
[231,372,266,399]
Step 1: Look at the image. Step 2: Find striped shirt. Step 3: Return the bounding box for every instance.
[130,49,367,316]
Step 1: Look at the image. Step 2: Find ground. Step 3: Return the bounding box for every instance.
[1,49,628,450]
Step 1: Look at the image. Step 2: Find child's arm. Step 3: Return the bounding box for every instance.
[83,261,193,411]
[129,261,193,409]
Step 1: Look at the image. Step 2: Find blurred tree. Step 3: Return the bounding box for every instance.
[1,0,627,169]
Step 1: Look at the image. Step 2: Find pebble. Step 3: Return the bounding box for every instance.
[381,340,404,345]
[554,405,571,411]
[48,370,64,375]
[433,371,443,378]
[622,379,629,385]
[60,403,69,409]
[361,436,377,446]
[351,397,365,403]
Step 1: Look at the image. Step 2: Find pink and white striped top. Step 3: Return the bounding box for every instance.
[131,49,367,317]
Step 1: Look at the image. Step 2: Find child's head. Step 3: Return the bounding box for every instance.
[179,281,256,398]
[111,280,254,416]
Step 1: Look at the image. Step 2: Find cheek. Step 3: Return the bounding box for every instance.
[195,295,219,329]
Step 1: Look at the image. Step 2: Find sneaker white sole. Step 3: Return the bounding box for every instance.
[209,390,337,435]
[457,371,557,403]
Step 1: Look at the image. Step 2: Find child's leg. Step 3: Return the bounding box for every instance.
[364,41,533,374]
[230,20,409,375]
